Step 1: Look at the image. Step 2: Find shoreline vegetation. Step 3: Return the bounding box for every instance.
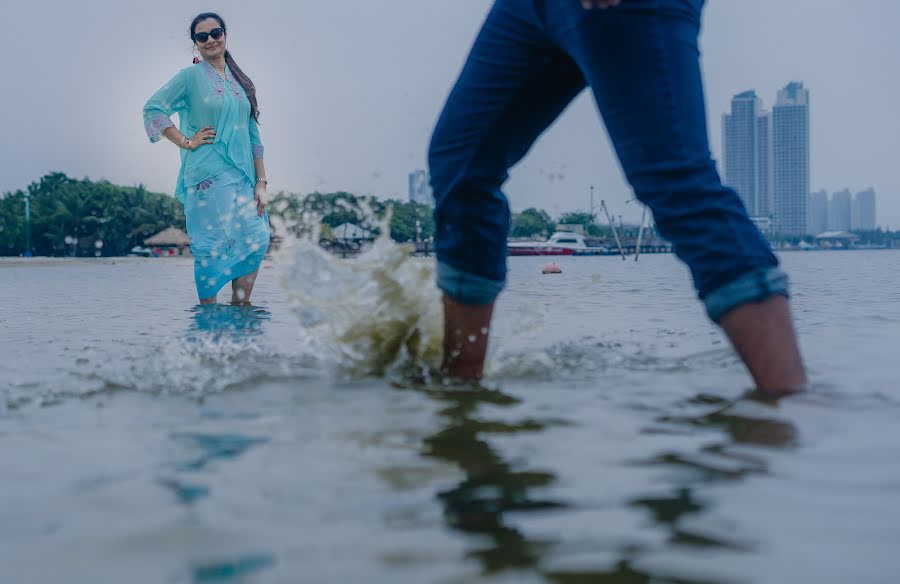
[2,173,898,258]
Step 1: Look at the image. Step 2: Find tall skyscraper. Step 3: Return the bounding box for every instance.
[723,91,761,214]
[756,111,773,217]
[722,91,772,218]
[408,169,433,206]
[854,188,877,230]
[829,189,852,231]
[808,190,828,235]
[772,82,810,235]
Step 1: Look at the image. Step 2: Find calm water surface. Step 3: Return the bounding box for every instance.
[1,250,899,583]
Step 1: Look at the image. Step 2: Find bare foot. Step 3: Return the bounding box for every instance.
[441,295,495,383]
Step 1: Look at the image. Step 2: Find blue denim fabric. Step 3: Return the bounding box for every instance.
[429,0,786,319]
[437,261,506,306]
[703,266,789,322]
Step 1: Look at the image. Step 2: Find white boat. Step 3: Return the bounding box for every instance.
[508,232,609,256]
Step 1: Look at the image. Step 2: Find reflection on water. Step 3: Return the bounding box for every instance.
[410,382,798,582]
[171,432,270,473]
[158,433,268,508]
[187,304,272,339]
[660,391,799,448]
[626,393,798,562]
[191,554,276,583]
[411,382,564,574]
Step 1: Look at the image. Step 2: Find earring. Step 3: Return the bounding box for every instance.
[192,47,200,64]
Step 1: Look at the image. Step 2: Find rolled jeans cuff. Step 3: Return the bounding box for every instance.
[436,262,505,305]
[703,266,790,322]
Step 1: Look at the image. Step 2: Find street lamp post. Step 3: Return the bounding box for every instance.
[24,193,32,257]
[589,185,595,218]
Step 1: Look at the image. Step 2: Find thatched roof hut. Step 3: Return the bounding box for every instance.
[332,222,375,241]
[145,227,190,247]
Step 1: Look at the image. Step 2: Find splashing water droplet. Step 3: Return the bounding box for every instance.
[278,200,443,379]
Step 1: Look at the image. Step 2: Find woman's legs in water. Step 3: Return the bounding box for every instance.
[195,270,258,306]
[231,270,259,305]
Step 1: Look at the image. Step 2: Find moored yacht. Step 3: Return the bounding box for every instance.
[507,232,609,256]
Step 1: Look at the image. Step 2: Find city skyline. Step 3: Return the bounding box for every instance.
[724,82,881,235]
[723,82,811,235]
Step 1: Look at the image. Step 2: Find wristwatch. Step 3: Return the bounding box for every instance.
[256,178,268,184]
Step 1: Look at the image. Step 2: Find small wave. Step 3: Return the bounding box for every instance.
[489,340,740,382]
[81,334,324,399]
[3,338,323,412]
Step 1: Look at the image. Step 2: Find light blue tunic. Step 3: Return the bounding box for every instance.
[143,61,270,299]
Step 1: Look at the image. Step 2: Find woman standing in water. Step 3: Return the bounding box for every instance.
[144,12,270,305]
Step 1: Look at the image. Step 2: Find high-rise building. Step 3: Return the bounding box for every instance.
[829,189,852,231]
[772,82,810,235]
[723,91,761,215]
[408,169,433,206]
[808,190,828,235]
[756,111,773,217]
[722,91,773,219]
[854,188,877,230]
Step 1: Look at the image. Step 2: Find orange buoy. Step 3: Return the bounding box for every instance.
[542,262,562,274]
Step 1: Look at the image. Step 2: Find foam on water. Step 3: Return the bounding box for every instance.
[78,309,323,401]
[2,305,324,409]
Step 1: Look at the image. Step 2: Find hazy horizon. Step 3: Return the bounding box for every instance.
[2,1,897,227]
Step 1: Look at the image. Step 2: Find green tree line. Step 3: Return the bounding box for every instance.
[0,173,437,256]
[0,172,662,257]
[0,173,611,258]
[0,173,186,257]
[6,173,892,256]
[265,191,435,243]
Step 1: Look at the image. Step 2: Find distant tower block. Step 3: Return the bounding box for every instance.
[408,169,433,206]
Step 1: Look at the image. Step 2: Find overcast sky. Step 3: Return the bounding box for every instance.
[2,0,898,226]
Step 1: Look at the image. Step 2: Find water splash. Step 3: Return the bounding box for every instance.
[28,305,324,405]
[275,202,443,380]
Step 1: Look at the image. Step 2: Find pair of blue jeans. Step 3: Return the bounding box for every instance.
[428,0,787,321]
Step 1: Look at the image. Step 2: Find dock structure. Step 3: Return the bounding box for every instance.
[317,238,671,259]
[572,242,672,256]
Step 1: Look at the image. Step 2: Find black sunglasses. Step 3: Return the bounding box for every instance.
[194,28,225,43]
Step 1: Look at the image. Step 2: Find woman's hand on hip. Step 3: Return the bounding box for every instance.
[254,183,267,217]
[188,126,216,150]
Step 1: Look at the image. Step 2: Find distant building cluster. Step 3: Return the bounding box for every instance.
[722,82,877,236]
[808,188,877,235]
[408,169,433,206]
